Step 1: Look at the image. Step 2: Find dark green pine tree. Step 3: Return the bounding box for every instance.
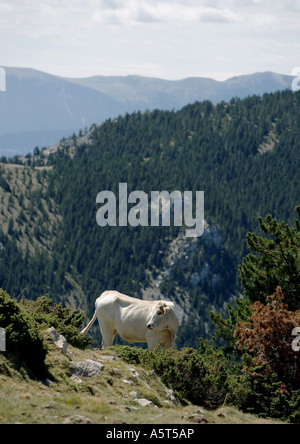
[239,206,300,311]
[211,206,300,350]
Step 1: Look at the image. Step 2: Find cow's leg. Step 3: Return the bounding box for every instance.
[145,330,158,350]
[99,321,116,348]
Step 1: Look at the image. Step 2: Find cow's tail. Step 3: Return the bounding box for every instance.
[80,310,97,336]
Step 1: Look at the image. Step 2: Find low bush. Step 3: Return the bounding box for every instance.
[19,295,91,349]
[114,342,300,423]
[239,372,300,423]
[0,290,91,377]
[0,289,47,376]
[113,343,250,410]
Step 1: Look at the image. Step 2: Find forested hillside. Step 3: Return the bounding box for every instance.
[0,68,293,157]
[0,89,299,348]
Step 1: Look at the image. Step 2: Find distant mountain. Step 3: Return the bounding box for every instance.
[0,68,125,157]
[0,67,294,156]
[68,71,293,109]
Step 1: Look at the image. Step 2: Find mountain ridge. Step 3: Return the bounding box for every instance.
[0,67,294,156]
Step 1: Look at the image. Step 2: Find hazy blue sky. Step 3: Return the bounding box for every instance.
[1,0,300,80]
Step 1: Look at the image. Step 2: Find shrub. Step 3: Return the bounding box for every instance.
[0,291,91,378]
[0,289,47,376]
[234,286,300,392]
[19,295,91,349]
[238,371,300,423]
[234,286,300,423]
[114,344,249,410]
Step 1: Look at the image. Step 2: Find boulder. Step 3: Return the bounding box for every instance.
[135,398,154,407]
[45,327,68,354]
[70,359,105,378]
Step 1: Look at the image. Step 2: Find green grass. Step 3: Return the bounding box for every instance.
[0,343,286,425]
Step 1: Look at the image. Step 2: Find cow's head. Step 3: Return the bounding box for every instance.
[147,301,177,331]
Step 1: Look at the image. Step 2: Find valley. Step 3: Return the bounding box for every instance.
[0,89,299,348]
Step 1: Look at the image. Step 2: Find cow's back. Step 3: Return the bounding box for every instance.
[96,291,154,344]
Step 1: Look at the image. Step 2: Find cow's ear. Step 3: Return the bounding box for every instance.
[162,305,170,315]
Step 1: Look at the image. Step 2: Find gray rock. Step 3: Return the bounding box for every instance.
[63,415,94,424]
[70,359,105,377]
[70,374,83,384]
[129,368,140,382]
[122,379,133,385]
[45,327,68,354]
[187,414,208,424]
[99,355,118,362]
[135,398,154,407]
[129,391,140,399]
[165,388,178,406]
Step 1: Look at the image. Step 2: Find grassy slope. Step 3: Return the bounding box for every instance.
[0,342,284,425]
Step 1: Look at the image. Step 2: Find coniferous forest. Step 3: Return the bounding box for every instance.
[0,89,299,349]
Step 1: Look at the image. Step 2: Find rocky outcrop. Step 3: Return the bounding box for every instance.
[70,359,105,378]
[45,327,68,354]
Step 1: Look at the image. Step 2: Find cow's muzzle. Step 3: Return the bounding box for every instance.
[147,324,154,330]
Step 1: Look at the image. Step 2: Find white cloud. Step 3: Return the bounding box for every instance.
[89,0,287,31]
[91,1,242,24]
[0,0,299,79]
[0,1,294,34]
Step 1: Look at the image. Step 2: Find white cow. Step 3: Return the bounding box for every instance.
[80,290,179,349]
